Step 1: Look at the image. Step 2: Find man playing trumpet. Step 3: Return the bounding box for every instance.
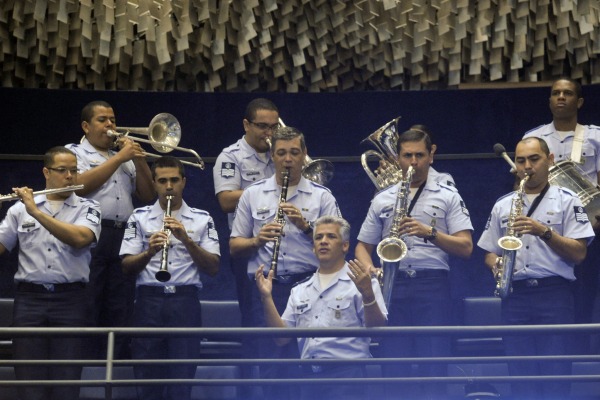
[477,137,594,399]
[0,146,101,400]
[230,126,340,400]
[120,156,220,400]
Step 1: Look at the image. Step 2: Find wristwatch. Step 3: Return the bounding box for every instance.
[541,226,553,241]
[425,227,438,242]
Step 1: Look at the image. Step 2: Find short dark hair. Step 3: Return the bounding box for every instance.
[270,126,306,153]
[519,137,551,156]
[244,98,278,121]
[553,77,582,98]
[398,129,433,153]
[81,100,113,123]
[151,156,185,180]
[44,146,76,167]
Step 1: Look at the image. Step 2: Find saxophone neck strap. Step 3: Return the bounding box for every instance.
[526,183,550,218]
[407,180,427,216]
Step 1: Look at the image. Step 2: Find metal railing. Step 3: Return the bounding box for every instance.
[0,324,599,399]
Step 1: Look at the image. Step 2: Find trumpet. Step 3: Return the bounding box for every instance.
[155,194,173,282]
[360,117,404,191]
[106,113,205,169]
[0,185,84,202]
[270,168,290,277]
[277,118,335,186]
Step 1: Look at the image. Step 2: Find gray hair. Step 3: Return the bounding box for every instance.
[314,216,351,242]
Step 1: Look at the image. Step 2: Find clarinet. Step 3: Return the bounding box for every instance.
[155,195,173,282]
[270,168,290,277]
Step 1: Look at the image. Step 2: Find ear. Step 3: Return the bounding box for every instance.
[42,167,50,180]
[548,152,555,165]
[242,119,250,132]
[81,121,89,134]
[342,241,350,254]
[577,97,584,109]
[430,144,437,164]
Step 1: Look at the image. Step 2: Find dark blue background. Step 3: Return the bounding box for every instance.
[2,86,599,312]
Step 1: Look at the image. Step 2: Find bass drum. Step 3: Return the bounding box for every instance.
[548,160,600,222]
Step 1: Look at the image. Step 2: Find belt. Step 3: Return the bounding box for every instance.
[17,281,85,293]
[273,272,313,285]
[397,269,448,279]
[101,219,126,229]
[137,285,198,296]
[512,276,569,289]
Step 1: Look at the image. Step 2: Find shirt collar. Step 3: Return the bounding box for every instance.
[149,199,191,220]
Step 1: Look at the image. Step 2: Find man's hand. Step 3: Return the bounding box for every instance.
[255,265,274,299]
[348,259,376,300]
[115,137,146,162]
[13,187,37,216]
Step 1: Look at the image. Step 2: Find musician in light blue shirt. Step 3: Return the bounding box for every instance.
[120,156,219,400]
[478,137,594,399]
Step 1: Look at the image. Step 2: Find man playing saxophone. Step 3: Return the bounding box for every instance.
[120,156,220,400]
[477,137,594,399]
[230,126,341,400]
[355,129,473,399]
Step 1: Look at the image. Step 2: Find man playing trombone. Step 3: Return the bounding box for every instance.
[120,156,220,400]
[66,100,155,359]
[0,146,101,400]
[230,126,340,400]
[355,129,473,399]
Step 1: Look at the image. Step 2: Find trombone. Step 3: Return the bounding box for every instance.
[80,113,205,169]
[0,185,84,202]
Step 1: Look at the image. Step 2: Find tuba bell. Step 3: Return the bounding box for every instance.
[360,117,404,191]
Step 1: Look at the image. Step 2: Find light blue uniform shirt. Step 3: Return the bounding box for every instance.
[478,185,594,281]
[281,263,388,360]
[429,167,456,187]
[523,122,600,184]
[358,177,473,271]
[66,138,137,222]
[213,137,275,228]
[230,175,341,277]
[119,200,220,288]
[0,193,101,284]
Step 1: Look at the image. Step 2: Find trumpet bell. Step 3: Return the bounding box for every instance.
[498,236,523,251]
[148,113,182,153]
[377,237,408,263]
[303,159,335,186]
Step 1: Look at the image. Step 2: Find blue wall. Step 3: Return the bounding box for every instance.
[2,86,600,309]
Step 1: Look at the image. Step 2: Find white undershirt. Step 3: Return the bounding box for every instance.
[556,130,573,141]
[47,200,65,214]
[318,270,337,289]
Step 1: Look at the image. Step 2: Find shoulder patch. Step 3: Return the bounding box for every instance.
[220,162,236,178]
[207,220,219,241]
[86,207,101,224]
[124,221,137,240]
[574,206,589,223]
[460,200,470,216]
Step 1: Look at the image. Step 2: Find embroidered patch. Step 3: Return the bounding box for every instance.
[574,206,589,223]
[484,214,491,230]
[86,208,101,224]
[220,162,235,178]
[124,221,136,240]
[446,180,455,187]
[21,221,35,229]
[460,200,470,216]
[297,303,308,311]
[207,221,219,241]
[246,170,260,176]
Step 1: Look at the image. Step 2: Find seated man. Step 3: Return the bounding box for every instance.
[255,216,387,400]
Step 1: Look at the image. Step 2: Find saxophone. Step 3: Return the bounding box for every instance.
[376,166,414,308]
[494,174,529,298]
[270,167,291,277]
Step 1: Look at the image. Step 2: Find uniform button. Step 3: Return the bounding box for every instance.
[47,248,51,252]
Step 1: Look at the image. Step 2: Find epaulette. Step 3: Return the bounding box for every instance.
[556,186,578,197]
[133,205,153,214]
[292,274,314,288]
[307,180,332,193]
[188,207,210,215]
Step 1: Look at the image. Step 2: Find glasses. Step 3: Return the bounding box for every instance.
[249,121,281,131]
[47,167,78,175]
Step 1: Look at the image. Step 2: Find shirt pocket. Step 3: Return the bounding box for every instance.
[293,302,313,325]
[240,166,265,184]
[326,299,354,326]
[422,204,447,223]
[17,223,41,249]
[252,208,276,225]
[536,212,563,231]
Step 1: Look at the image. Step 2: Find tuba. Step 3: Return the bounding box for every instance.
[494,174,529,298]
[376,166,414,308]
[155,195,174,282]
[270,168,290,277]
[361,117,404,191]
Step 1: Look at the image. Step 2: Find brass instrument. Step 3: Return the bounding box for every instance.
[0,185,84,202]
[495,174,529,298]
[277,118,335,186]
[377,166,414,308]
[107,113,205,169]
[361,117,404,191]
[270,168,290,277]
[155,194,174,282]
